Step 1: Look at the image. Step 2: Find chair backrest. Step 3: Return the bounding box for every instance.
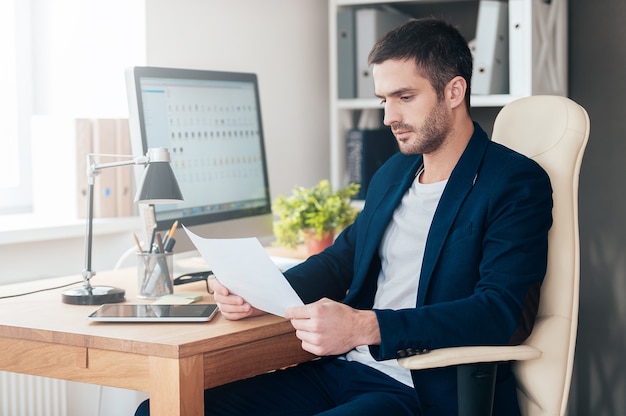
[491,95,589,415]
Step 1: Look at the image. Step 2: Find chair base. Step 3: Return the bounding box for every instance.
[458,363,497,416]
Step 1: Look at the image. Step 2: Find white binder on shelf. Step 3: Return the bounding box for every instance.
[92,119,118,218]
[115,118,134,217]
[472,0,509,95]
[356,7,410,99]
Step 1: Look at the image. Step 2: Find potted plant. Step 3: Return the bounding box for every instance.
[272,179,360,255]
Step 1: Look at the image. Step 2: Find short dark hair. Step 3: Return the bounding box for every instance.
[368,17,473,110]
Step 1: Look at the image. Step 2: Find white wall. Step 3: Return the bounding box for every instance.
[145,0,330,197]
[31,0,146,117]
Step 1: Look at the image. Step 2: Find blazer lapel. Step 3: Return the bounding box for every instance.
[347,154,423,306]
[360,159,422,247]
[416,124,490,306]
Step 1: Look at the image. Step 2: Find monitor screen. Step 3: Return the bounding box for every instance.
[126,66,273,252]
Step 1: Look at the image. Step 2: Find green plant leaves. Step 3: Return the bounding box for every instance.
[272,180,360,248]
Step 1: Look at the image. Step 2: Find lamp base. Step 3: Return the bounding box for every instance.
[62,286,126,305]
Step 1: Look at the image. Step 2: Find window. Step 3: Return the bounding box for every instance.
[0,0,32,214]
[0,0,145,218]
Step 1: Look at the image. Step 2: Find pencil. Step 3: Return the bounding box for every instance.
[167,220,179,240]
[133,233,144,253]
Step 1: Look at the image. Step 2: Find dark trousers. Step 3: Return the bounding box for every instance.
[135,358,421,416]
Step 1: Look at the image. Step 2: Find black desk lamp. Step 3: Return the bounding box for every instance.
[62,147,183,305]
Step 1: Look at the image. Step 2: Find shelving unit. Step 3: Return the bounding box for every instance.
[328,0,567,188]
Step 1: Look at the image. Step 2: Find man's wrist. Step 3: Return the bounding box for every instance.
[356,310,381,346]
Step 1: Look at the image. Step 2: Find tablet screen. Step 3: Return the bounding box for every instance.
[87,303,219,322]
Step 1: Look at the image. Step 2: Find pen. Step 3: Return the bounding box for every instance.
[148,226,157,253]
[154,232,173,293]
[163,220,179,247]
[155,232,165,254]
[164,237,176,253]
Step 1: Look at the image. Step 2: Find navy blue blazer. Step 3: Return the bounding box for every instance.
[285,123,553,415]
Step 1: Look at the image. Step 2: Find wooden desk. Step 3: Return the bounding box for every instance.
[0,269,314,416]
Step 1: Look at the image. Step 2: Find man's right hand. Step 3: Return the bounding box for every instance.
[209,278,265,320]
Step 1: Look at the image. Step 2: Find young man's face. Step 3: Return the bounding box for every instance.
[373,59,451,156]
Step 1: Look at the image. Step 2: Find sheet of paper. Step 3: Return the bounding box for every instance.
[183,226,303,317]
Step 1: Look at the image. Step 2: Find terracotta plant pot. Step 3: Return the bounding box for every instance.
[305,230,334,256]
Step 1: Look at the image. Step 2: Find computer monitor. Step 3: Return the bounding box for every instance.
[125,66,274,253]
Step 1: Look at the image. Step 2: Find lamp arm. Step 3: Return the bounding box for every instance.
[88,154,149,178]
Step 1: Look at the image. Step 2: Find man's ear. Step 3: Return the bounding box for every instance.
[447,76,467,109]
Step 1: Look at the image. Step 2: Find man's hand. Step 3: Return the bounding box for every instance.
[284,298,381,356]
[209,278,265,320]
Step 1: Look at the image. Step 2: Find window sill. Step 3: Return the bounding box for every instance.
[0,214,142,245]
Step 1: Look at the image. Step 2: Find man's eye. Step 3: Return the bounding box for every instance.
[379,99,386,105]
[401,95,412,101]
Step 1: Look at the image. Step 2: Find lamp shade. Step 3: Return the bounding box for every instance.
[134,148,184,203]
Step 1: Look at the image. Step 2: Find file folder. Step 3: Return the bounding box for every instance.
[337,8,356,99]
[92,119,118,218]
[356,8,410,99]
[472,0,509,94]
[75,118,93,218]
[347,127,399,200]
[115,119,134,217]
[507,0,531,96]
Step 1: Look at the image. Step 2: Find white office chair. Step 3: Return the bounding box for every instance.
[398,95,590,416]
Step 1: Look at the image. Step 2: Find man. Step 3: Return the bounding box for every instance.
[136,17,552,416]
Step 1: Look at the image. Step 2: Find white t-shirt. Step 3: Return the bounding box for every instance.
[344,172,447,387]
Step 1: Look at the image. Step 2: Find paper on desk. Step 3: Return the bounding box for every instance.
[183,226,304,317]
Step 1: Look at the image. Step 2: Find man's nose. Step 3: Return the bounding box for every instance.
[382,102,398,127]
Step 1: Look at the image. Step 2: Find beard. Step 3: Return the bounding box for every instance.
[392,99,451,155]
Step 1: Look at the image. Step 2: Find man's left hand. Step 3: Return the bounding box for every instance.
[285,298,381,356]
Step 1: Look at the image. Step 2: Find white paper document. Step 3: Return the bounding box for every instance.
[184,226,304,317]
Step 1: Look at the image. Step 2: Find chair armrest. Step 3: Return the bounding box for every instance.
[397,345,542,370]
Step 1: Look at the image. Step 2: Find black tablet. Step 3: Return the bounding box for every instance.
[87,303,219,323]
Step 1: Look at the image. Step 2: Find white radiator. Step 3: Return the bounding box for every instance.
[0,372,68,416]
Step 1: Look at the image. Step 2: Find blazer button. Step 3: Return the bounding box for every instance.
[397,350,407,358]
